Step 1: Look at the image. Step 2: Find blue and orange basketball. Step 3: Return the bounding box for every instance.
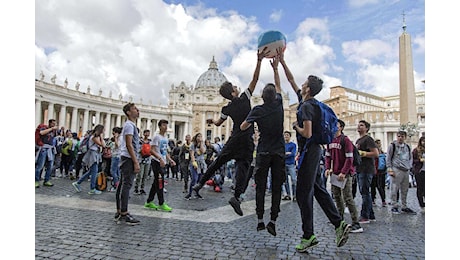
[257,30,287,58]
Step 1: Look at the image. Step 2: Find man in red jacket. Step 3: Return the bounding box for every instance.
[325,119,363,233]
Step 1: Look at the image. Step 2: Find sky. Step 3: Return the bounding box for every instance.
[10,1,460,257]
[34,0,425,105]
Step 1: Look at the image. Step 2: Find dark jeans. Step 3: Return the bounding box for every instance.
[74,153,86,178]
[180,162,190,191]
[199,147,252,199]
[61,153,74,176]
[147,160,166,205]
[357,172,375,219]
[415,171,425,207]
[254,153,285,221]
[116,156,136,213]
[296,144,342,239]
[371,171,386,203]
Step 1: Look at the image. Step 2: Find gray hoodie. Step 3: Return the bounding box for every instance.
[386,141,413,171]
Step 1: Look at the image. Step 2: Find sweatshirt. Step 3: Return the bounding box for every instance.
[325,134,354,175]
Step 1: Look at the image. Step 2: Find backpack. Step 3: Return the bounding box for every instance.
[79,135,91,154]
[378,153,387,170]
[141,142,151,157]
[96,172,107,191]
[102,140,112,159]
[340,135,362,167]
[102,146,112,159]
[311,99,338,145]
[35,124,47,147]
[61,139,73,156]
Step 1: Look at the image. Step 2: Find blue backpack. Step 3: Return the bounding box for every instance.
[311,99,338,145]
[296,99,338,147]
[378,153,387,170]
[296,99,338,169]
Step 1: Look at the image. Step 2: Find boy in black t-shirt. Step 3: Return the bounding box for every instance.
[193,48,269,216]
[279,53,351,252]
[241,52,284,236]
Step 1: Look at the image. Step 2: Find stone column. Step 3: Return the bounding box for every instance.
[105,113,112,136]
[71,107,78,132]
[116,115,122,127]
[47,103,55,122]
[95,111,101,126]
[170,119,176,140]
[136,118,141,130]
[147,118,152,134]
[35,100,42,126]
[83,109,90,133]
[59,105,66,128]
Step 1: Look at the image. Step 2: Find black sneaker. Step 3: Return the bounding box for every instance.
[184,194,191,200]
[118,213,140,225]
[349,223,363,233]
[257,222,265,231]
[192,183,203,193]
[266,222,276,236]
[134,189,139,195]
[229,197,243,216]
[391,207,401,214]
[140,189,146,195]
[402,207,417,215]
[195,193,204,200]
[114,212,121,222]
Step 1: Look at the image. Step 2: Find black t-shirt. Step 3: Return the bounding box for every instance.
[296,92,321,149]
[221,88,254,139]
[245,93,284,155]
[355,135,377,174]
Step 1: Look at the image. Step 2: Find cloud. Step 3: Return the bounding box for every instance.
[35,0,261,105]
[269,9,283,23]
[348,0,380,8]
[35,0,424,106]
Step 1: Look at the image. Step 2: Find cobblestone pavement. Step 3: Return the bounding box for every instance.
[35,174,425,259]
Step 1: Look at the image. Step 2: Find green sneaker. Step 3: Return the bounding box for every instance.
[144,202,159,210]
[43,181,54,187]
[158,203,172,212]
[295,235,319,252]
[35,181,40,188]
[335,220,352,247]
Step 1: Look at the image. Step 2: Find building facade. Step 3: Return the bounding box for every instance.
[35,58,424,151]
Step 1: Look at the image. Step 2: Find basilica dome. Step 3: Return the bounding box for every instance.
[195,56,228,89]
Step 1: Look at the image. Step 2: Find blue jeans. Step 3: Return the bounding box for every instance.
[77,163,98,190]
[35,148,54,182]
[284,164,297,196]
[357,172,375,219]
[188,164,199,196]
[110,156,120,186]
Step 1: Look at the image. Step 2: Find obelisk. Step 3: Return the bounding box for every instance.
[399,13,417,127]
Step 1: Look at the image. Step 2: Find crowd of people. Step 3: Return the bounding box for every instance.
[35,48,425,251]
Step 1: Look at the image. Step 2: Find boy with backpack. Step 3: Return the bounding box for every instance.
[325,119,363,233]
[279,52,351,252]
[135,129,152,195]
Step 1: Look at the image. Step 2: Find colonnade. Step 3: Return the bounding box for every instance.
[35,80,192,140]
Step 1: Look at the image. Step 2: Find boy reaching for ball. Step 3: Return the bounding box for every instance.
[193,48,270,216]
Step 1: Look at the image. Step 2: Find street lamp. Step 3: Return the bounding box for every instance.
[399,122,419,142]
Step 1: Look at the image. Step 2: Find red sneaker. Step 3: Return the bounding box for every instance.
[214,186,221,192]
[206,180,214,186]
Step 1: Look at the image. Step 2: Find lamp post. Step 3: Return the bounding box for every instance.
[399,122,419,147]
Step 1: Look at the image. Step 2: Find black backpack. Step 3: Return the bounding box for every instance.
[340,135,362,167]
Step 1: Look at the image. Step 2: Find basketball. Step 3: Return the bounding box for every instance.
[257,30,287,58]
